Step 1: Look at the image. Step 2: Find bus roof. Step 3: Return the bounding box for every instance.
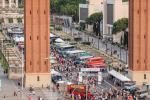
[109,70,131,82]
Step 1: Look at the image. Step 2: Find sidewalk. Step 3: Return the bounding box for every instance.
[0,64,21,100]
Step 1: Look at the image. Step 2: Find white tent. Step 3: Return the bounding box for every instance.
[14,36,24,42]
[50,33,56,38]
[55,38,65,43]
[66,82,73,85]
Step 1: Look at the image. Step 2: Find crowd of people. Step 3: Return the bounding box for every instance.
[51,44,135,100]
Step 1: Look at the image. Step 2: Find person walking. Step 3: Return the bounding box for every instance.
[3,96,6,100]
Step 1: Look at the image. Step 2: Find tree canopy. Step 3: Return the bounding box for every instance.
[112,18,128,34]
[86,12,103,25]
[50,0,86,22]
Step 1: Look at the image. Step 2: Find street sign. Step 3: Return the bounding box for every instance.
[0,80,1,91]
[98,72,102,84]
[79,72,83,82]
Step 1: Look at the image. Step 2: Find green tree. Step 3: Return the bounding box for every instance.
[86,12,103,36]
[86,12,103,24]
[50,0,60,14]
[51,0,86,22]
[112,18,128,34]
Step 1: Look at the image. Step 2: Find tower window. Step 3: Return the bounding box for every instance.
[137,10,139,14]
[30,10,32,14]
[30,61,32,65]
[45,61,47,65]
[37,36,39,40]
[144,35,146,39]
[144,74,146,79]
[30,36,31,40]
[44,10,46,14]
[37,76,40,81]
[137,60,139,64]
[144,59,146,63]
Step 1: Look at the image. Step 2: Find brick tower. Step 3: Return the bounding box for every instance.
[129,0,150,85]
[24,0,50,87]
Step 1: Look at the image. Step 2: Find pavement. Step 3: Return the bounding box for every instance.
[0,64,21,100]
[0,63,63,100]
[0,29,64,100]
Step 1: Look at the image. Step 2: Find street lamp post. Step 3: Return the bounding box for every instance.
[120,47,121,60]
[71,87,78,100]
[98,38,99,49]
[126,49,128,64]
[86,80,88,100]
[105,43,107,54]
[111,43,112,56]
[21,48,24,100]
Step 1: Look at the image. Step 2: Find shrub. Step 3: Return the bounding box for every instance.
[74,37,82,42]
[55,26,62,31]
[81,42,91,45]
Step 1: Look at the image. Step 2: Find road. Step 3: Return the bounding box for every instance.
[63,27,128,64]
[0,64,21,100]
[0,26,64,100]
[53,30,119,98]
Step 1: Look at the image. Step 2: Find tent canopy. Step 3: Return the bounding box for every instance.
[50,33,58,38]
[55,38,65,43]
[14,36,24,42]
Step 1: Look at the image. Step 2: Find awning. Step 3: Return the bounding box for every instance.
[109,70,131,82]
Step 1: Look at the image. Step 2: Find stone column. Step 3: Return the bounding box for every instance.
[9,0,12,8]
[15,0,18,8]
[2,0,5,8]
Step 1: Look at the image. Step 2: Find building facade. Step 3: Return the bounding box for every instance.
[103,0,128,39]
[128,0,150,86]
[0,12,23,24]
[79,0,103,23]
[24,0,50,87]
[0,0,19,8]
[88,0,103,16]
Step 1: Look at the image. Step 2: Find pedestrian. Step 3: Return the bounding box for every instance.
[3,96,6,100]
[14,91,17,96]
